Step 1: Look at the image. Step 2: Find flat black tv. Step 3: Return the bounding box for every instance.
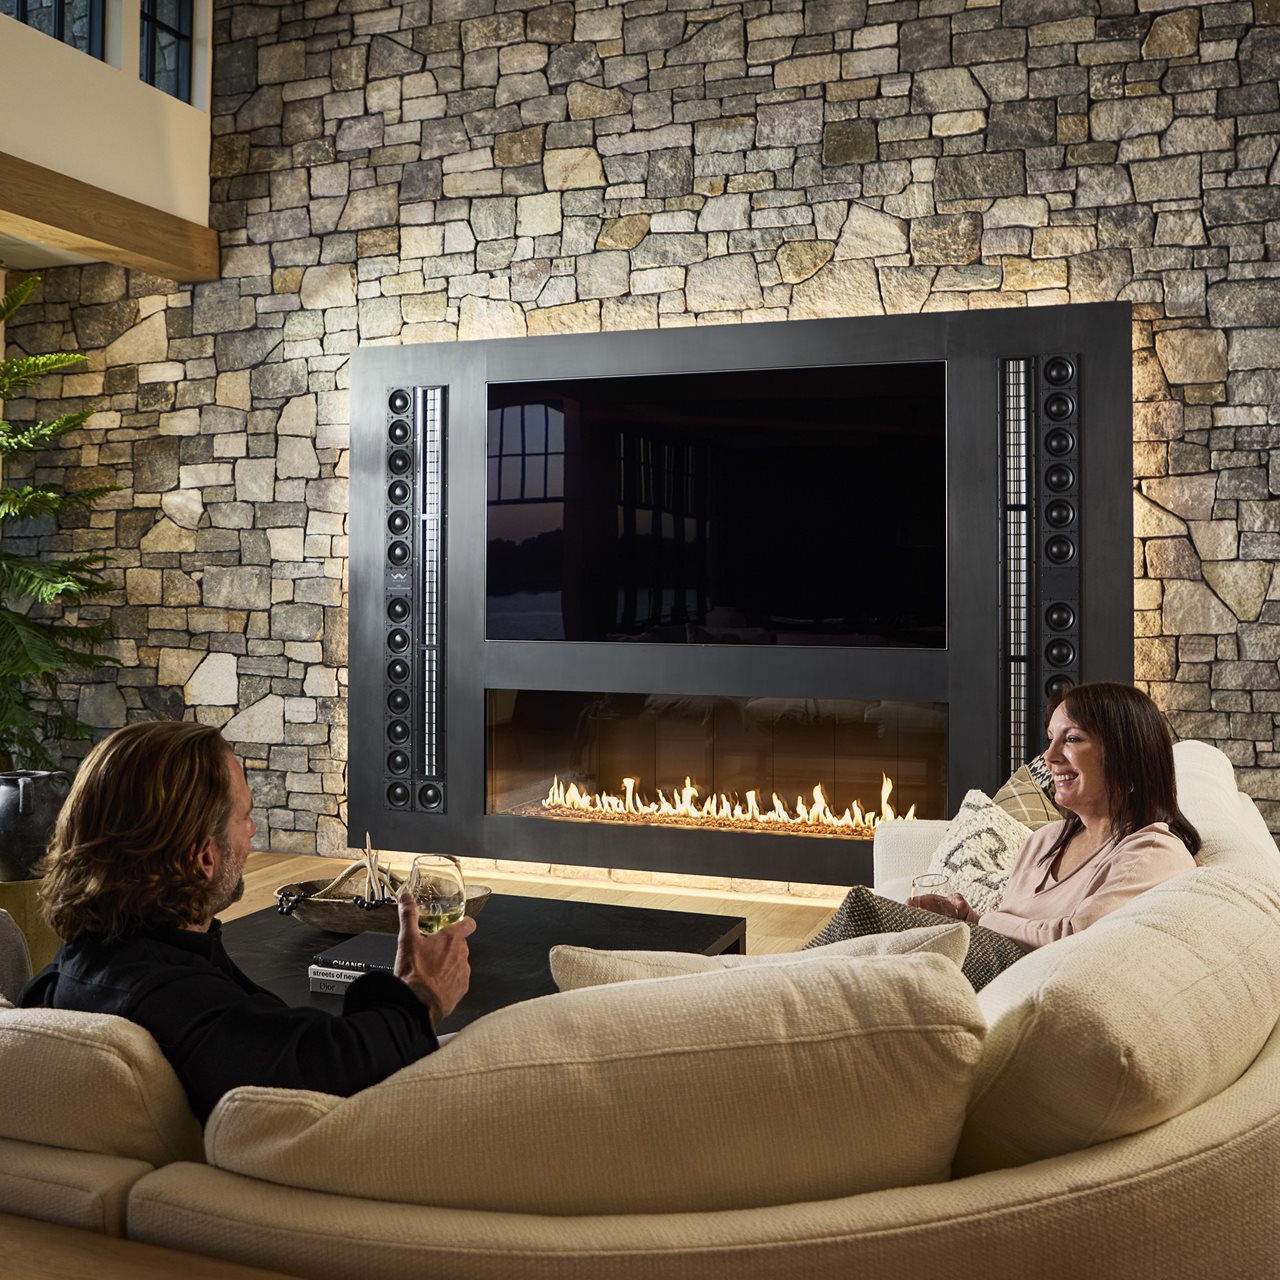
[485,363,946,648]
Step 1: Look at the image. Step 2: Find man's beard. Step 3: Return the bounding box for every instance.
[209,839,245,914]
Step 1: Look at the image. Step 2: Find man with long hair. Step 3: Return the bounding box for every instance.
[19,720,473,1122]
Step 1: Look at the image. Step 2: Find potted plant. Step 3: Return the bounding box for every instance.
[0,274,116,877]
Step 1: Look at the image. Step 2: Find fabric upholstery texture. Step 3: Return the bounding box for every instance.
[804,888,1023,991]
[1173,739,1280,878]
[549,921,970,990]
[958,866,1280,1174]
[0,908,32,1004]
[205,953,985,1216]
[925,790,1031,914]
[130,1019,1280,1280]
[0,1008,203,1165]
[991,761,1061,830]
[873,819,950,895]
[0,1135,149,1237]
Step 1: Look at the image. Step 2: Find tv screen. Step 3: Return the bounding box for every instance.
[486,361,946,648]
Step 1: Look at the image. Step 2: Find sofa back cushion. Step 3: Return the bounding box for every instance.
[207,953,985,1215]
[549,920,970,990]
[0,1007,203,1165]
[1173,740,1280,878]
[957,866,1280,1174]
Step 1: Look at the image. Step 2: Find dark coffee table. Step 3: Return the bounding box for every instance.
[221,894,747,1033]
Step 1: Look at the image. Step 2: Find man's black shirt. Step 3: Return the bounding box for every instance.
[19,920,438,1122]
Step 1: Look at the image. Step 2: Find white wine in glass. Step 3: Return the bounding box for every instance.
[405,855,466,934]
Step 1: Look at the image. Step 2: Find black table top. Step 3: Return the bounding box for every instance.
[221,893,747,1032]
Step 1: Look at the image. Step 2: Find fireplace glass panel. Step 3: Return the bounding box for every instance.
[486,362,946,648]
[487,690,947,838]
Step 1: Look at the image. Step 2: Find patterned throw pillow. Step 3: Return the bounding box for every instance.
[925,790,1034,915]
[992,756,1062,830]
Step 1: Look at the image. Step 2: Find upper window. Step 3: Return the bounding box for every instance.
[1,0,105,58]
[140,0,192,101]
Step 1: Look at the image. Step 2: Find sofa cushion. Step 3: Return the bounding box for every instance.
[956,867,1280,1174]
[549,921,970,991]
[1173,740,1280,878]
[0,1007,202,1166]
[925,790,1032,914]
[206,953,985,1216]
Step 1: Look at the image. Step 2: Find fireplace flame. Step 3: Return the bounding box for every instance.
[541,773,915,839]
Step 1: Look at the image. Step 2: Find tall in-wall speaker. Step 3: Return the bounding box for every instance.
[1035,354,1082,708]
[381,387,447,813]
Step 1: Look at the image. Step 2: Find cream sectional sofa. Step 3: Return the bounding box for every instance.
[1,740,1279,1279]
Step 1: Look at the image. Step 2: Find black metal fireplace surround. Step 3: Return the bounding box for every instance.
[349,304,1133,886]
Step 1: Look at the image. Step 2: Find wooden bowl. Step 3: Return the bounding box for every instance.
[274,877,492,935]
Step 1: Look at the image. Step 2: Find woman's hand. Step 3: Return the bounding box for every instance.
[907,892,980,924]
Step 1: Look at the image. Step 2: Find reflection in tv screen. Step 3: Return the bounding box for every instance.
[486,362,946,649]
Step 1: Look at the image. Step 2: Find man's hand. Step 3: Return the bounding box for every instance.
[394,889,475,1025]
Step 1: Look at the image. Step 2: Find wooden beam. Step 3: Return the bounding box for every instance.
[0,150,219,284]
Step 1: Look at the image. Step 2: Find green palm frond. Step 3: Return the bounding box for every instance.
[0,272,117,767]
[0,275,39,326]
[0,484,120,520]
[0,608,115,683]
[0,485,66,521]
[0,353,86,400]
[0,681,94,770]
[0,410,95,454]
[0,551,113,605]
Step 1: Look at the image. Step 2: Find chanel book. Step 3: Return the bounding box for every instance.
[312,931,397,974]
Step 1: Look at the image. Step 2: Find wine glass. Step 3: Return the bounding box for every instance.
[404,855,467,934]
[910,873,952,912]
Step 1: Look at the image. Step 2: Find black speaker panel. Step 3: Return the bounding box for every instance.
[380,386,448,815]
[1035,355,1082,704]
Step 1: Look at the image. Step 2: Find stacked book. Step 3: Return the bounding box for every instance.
[309,931,397,994]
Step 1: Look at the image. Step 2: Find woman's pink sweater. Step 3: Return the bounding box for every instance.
[979,819,1196,950]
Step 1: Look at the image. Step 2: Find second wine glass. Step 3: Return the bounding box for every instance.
[404,855,467,934]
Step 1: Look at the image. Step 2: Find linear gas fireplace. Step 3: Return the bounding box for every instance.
[349,305,1133,886]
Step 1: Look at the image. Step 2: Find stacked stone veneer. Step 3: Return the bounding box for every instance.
[3,0,1280,868]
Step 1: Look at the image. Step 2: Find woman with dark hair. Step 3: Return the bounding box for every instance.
[914,681,1201,948]
[810,683,1201,988]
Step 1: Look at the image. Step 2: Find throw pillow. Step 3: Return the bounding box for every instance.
[957,867,1280,1175]
[992,759,1061,830]
[550,921,970,991]
[1025,751,1055,796]
[207,953,986,1216]
[0,1008,203,1165]
[925,790,1033,915]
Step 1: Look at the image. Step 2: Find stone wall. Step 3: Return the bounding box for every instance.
[3,0,1279,852]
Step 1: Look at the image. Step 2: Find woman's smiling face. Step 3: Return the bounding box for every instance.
[1045,701,1108,818]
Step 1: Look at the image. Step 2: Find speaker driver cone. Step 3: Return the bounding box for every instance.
[1045,428,1075,457]
[1044,357,1075,386]
[1045,602,1075,631]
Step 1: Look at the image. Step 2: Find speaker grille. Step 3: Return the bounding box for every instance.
[1034,353,1082,711]
[1002,353,1085,769]
[380,386,448,813]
